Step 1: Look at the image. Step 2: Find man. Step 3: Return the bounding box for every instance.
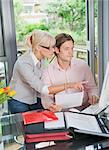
[41,33,99,112]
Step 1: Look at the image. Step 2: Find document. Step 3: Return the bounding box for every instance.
[55,91,84,108]
[45,112,102,133]
[44,112,65,129]
[64,112,102,133]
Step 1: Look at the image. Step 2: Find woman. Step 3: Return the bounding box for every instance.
[9,30,84,113]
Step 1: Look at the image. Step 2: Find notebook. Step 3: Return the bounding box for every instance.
[81,62,109,115]
[45,112,109,137]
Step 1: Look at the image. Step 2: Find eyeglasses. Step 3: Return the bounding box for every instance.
[39,45,55,50]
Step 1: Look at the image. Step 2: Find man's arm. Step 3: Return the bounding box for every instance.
[84,64,99,104]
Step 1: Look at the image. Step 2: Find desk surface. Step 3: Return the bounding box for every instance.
[26,135,109,150]
[0,112,109,150]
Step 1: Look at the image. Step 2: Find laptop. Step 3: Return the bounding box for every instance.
[81,62,109,115]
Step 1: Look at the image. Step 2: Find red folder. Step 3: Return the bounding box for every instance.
[25,132,71,143]
[22,110,58,125]
[26,135,71,143]
[26,131,69,138]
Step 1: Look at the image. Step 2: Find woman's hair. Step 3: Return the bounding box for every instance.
[55,33,74,49]
[26,30,56,52]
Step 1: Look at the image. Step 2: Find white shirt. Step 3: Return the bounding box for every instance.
[30,51,49,96]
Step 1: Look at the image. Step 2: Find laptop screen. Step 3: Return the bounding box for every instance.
[99,62,109,109]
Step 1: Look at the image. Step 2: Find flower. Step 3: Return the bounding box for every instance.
[4,86,10,93]
[0,88,5,94]
[0,86,16,104]
[8,90,16,97]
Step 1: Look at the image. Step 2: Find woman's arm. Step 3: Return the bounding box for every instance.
[48,81,85,94]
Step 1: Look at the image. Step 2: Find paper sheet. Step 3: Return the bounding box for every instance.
[55,91,84,108]
[65,112,102,133]
[44,112,65,129]
[35,141,56,149]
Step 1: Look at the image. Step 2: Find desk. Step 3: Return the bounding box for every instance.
[25,134,108,150]
[0,112,109,150]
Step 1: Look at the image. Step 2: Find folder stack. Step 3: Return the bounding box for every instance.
[22,110,72,143]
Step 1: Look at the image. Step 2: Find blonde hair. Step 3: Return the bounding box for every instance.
[26,30,55,52]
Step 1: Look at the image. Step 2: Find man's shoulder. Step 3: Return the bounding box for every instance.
[71,58,90,70]
[72,57,88,66]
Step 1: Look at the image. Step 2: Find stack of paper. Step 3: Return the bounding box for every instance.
[55,91,84,108]
[23,111,72,143]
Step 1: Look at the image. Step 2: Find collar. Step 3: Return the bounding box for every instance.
[54,58,77,71]
[30,51,39,66]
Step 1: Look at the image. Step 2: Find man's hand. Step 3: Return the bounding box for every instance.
[88,95,99,105]
[49,103,62,112]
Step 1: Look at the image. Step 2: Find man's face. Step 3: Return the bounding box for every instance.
[57,40,74,63]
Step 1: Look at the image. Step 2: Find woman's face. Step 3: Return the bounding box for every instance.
[39,45,55,59]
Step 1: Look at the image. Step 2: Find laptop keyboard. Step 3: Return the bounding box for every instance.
[81,103,100,115]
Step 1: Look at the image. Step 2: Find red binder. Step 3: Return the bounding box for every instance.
[22,110,58,125]
[25,132,71,143]
[26,131,69,138]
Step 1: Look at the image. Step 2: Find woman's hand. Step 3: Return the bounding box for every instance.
[68,81,88,91]
[49,103,62,112]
